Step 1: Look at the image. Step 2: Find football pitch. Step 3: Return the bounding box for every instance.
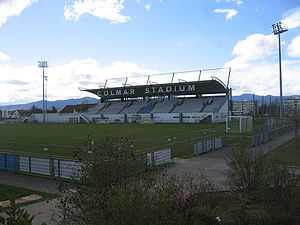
[0,123,225,158]
[270,138,300,167]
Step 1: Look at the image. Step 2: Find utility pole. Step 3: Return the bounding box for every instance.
[38,60,48,124]
[294,100,298,150]
[272,21,288,119]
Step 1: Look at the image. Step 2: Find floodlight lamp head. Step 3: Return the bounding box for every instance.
[38,61,48,68]
[272,21,288,35]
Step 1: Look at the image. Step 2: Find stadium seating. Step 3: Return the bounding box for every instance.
[100,101,130,114]
[86,97,226,115]
[202,97,226,113]
[87,103,104,114]
[121,100,153,114]
[151,99,177,113]
[171,98,206,113]
[138,101,157,113]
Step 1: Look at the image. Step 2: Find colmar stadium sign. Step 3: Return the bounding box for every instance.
[84,80,227,99]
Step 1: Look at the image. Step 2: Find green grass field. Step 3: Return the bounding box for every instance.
[270,138,300,167]
[0,123,225,158]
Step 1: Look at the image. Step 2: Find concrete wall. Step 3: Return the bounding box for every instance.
[31,111,227,124]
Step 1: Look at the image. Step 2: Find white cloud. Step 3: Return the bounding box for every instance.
[214,8,238,20]
[282,7,300,29]
[225,34,277,69]
[144,4,151,11]
[227,60,300,96]
[0,0,36,28]
[288,35,300,58]
[0,52,10,61]
[0,59,154,104]
[224,31,300,95]
[64,0,130,24]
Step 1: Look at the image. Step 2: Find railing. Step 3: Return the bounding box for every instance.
[0,148,173,180]
[193,137,223,155]
[251,118,294,147]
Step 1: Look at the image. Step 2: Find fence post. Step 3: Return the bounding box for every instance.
[4,153,7,170]
[58,159,61,177]
[49,158,55,177]
[29,156,32,173]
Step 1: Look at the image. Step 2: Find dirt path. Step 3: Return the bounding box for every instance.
[0,172,62,194]
[0,172,64,225]
[167,131,297,188]
[167,148,230,188]
[24,198,62,225]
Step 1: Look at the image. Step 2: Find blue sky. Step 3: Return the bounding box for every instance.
[0,0,300,104]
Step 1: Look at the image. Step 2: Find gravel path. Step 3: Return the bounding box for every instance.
[0,172,62,195]
[24,198,62,225]
[167,131,297,188]
[0,173,65,225]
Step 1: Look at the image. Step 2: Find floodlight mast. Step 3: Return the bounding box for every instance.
[272,21,288,118]
[38,60,48,123]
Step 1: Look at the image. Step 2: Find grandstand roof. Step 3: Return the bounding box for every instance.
[83,79,227,100]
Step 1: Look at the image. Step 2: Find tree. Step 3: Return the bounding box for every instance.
[0,201,46,225]
[58,137,221,225]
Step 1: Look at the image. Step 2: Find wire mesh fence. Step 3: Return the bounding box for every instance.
[226,116,296,148]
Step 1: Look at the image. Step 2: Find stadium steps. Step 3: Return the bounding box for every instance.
[171,99,205,113]
[118,102,132,114]
[151,99,177,113]
[100,101,129,114]
[87,103,105,114]
[121,100,152,114]
[169,99,184,113]
[79,114,90,124]
[199,103,206,112]
[202,97,226,113]
[138,101,157,114]
[97,102,111,114]
[119,101,134,113]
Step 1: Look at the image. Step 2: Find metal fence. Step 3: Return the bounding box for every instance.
[251,118,294,147]
[147,148,172,166]
[193,137,223,155]
[0,148,173,180]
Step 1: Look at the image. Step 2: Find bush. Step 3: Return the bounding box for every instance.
[226,145,300,225]
[58,137,222,225]
[0,201,46,225]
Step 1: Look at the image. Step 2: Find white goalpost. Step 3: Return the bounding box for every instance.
[226,115,253,134]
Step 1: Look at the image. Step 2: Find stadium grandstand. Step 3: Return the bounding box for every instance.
[31,68,232,124]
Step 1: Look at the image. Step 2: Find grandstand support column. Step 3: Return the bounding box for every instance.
[123,77,128,87]
[171,73,175,83]
[146,75,151,85]
[198,70,202,81]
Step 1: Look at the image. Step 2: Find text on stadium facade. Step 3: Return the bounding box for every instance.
[97,84,196,97]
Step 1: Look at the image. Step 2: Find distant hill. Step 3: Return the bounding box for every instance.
[232,94,300,103]
[0,97,98,111]
[1,94,300,111]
